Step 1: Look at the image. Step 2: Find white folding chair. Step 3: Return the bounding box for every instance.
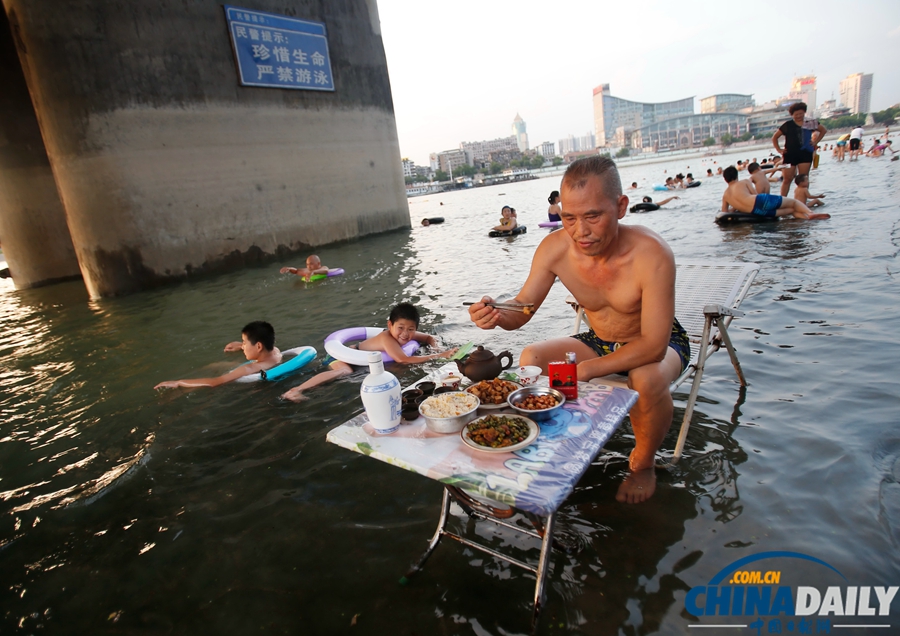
[566,260,759,463]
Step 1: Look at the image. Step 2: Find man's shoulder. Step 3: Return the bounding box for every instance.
[621,224,671,257]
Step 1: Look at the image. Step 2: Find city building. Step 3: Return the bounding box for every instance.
[538,141,555,157]
[839,73,874,115]
[512,113,528,151]
[747,104,790,137]
[460,136,519,167]
[789,75,817,112]
[401,158,415,178]
[817,100,851,120]
[700,94,754,113]
[433,149,467,175]
[558,132,595,155]
[630,113,748,152]
[592,84,693,147]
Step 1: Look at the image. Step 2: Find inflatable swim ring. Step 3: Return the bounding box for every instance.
[234,345,317,383]
[652,184,670,191]
[488,225,527,237]
[629,203,660,213]
[685,180,701,188]
[538,220,562,228]
[421,217,445,225]
[715,211,780,225]
[308,267,345,282]
[324,327,421,366]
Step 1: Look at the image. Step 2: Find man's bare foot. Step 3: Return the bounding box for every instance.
[808,213,831,220]
[616,467,656,504]
[281,389,308,402]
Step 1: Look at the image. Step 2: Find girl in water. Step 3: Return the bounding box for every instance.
[547,191,561,222]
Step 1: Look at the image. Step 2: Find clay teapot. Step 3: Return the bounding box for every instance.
[456,345,513,382]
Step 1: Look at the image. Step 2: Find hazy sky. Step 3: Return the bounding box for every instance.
[376,0,900,165]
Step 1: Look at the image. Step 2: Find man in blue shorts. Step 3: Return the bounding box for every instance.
[721,166,829,220]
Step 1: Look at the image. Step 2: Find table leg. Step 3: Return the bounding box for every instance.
[532,512,556,625]
[402,486,451,582]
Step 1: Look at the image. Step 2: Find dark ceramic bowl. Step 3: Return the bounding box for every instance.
[433,386,456,395]
[416,381,436,395]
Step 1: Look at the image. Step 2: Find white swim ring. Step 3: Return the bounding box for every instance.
[324,327,420,366]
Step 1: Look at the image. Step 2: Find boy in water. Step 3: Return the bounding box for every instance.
[746,162,782,195]
[792,174,825,207]
[721,166,829,220]
[280,255,331,280]
[492,205,517,232]
[154,321,282,389]
[281,303,457,402]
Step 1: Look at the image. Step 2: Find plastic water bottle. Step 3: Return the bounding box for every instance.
[360,351,401,434]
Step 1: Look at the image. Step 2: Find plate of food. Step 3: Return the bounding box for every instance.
[465,378,521,409]
[460,414,539,453]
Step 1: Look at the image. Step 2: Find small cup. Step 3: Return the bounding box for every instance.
[517,365,542,386]
[440,374,462,390]
[417,381,436,396]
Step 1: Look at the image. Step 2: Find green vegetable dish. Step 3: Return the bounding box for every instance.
[465,415,531,448]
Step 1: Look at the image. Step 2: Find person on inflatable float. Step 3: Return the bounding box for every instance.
[154,321,282,390]
[281,303,457,402]
[280,255,332,281]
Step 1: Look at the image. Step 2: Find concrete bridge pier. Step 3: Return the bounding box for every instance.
[0,8,81,290]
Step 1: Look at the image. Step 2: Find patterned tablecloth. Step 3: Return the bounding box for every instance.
[326,377,638,516]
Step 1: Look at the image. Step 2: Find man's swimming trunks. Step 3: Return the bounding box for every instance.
[752,193,783,217]
[570,319,690,375]
[849,138,861,151]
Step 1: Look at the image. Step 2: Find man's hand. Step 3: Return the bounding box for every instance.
[468,296,500,330]
[280,267,297,274]
[223,341,242,352]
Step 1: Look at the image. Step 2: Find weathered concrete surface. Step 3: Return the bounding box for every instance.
[0,8,81,289]
[4,0,408,297]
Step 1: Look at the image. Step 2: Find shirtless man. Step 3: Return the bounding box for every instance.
[468,156,691,504]
[720,166,829,219]
[280,255,330,280]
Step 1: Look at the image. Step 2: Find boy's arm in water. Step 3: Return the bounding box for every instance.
[154,362,266,389]
[224,341,243,352]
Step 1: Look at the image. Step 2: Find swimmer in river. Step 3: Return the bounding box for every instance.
[154,321,282,389]
[628,182,638,189]
[280,255,332,281]
[547,191,562,222]
[721,165,829,220]
[493,205,517,232]
[746,162,782,195]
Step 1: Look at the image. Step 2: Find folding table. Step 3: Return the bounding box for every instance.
[326,375,638,622]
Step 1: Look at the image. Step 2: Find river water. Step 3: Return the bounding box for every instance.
[2,149,899,635]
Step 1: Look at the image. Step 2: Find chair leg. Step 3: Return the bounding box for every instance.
[716,319,747,386]
[669,316,714,464]
[571,306,585,335]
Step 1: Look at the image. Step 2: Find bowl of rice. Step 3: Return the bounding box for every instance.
[418,391,480,434]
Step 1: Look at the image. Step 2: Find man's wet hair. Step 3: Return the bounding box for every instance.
[389,302,420,327]
[794,174,808,186]
[723,166,739,182]
[747,162,760,173]
[789,102,808,115]
[242,321,275,351]
[686,173,693,179]
[642,196,652,203]
[561,156,622,204]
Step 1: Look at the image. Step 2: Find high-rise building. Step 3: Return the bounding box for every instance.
[700,94,754,113]
[511,114,528,152]
[839,73,874,115]
[789,76,817,112]
[559,132,596,155]
[592,84,693,147]
[401,158,415,178]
